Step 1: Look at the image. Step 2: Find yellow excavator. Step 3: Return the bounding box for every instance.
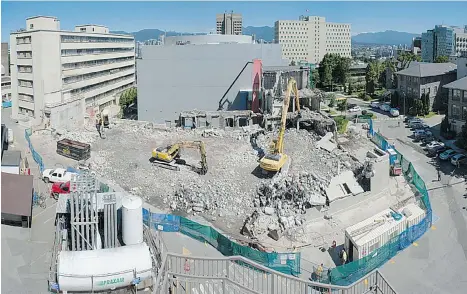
[149,141,208,175]
[259,78,301,173]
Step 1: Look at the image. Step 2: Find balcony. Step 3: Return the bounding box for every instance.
[62,60,135,77]
[18,99,35,111]
[61,51,134,64]
[18,86,34,95]
[61,42,134,50]
[16,58,33,66]
[17,72,33,81]
[16,43,32,51]
[64,69,134,91]
[80,76,135,101]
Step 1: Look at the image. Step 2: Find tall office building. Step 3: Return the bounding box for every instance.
[9,16,135,129]
[274,15,351,64]
[216,12,242,35]
[421,25,463,62]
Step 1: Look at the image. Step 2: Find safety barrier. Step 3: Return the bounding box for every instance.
[329,118,433,286]
[142,209,180,232]
[24,128,45,173]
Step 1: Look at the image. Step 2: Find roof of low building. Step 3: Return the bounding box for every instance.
[395,62,457,77]
[1,173,34,217]
[443,76,467,91]
[1,150,21,166]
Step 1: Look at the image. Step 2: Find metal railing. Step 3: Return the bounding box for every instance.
[154,252,398,294]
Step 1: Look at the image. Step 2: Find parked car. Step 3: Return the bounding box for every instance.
[439,149,457,161]
[408,119,424,128]
[380,103,391,112]
[349,106,361,112]
[411,122,429,130]
[426,141,445,150]
[427,145,447,157]
[389,108,399,117]
[451,154,466,166]
[404,116,415,123]
[421,136,436,145]
[370,101,380,108]
[42,168,77,183]
[50,181,70,200]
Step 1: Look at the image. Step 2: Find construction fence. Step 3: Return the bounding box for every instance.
[25,128,44,173]
[328,118,433,286]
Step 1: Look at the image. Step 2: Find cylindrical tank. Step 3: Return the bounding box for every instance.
[57,242,152,292]
[122,195,143,245]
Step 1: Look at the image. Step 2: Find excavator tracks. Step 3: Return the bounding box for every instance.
[149,157,181,172]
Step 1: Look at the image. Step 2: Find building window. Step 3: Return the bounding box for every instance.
[452,104,460,119]
[453,89,461,101]
[18,93,34,102]
[463,106,467,121]
[80,28,86,32]
[464,91,467,101]
[17,65,33,73]
[29,24,34,29]
[18,79,33,88]
[17,51,32,59]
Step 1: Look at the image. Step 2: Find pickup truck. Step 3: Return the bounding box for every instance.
[42,168,77,183]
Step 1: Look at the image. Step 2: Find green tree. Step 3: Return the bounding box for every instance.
[390,92,400,108]
[119,87,137,108]
[422,93,430,115]
[327,93,336,107]
[311,68,320,88]
[456,123,467,149]
[318,54,351,91]
[434,55,449,63]
[347,82,353,95]
[337,99,348,112]
[397,52,421,70]
[365,61,383,95]
[413,99,424,116]
[440,114,450,134]
[335,57,351,85]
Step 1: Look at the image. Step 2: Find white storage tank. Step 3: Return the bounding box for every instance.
[399,203,426,228]
[122,195,143,245]
[57,242,152,292]
[344,209,407,261]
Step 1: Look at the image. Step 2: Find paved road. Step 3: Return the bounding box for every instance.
[375,118,467,294]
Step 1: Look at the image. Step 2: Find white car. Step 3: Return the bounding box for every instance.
[390,108,400,117]
[370,102,380,108]
[349,106,361,112]
[42,168,77,183]
[426,141,444,150]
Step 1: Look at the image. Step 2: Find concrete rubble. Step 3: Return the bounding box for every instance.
[31,111,365,241]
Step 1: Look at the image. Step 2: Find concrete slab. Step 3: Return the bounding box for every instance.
[326,170,364,202]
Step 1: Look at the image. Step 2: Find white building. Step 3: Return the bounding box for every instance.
[216,12,242,35]
[9,16,135,129]
[274,15,352,64]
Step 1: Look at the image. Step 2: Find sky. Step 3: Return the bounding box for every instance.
[2,1,467,42]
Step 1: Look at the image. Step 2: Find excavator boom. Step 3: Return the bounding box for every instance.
[259,78,300,172]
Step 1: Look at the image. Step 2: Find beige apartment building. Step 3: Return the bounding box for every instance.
[216,12,242,35]
[274,15,351,64]
[9,16,135,130]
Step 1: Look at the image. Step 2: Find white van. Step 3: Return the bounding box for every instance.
[390,108,400,117]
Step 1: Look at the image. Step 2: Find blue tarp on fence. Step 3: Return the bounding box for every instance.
[142,209,181,232]
[2,101,12,108]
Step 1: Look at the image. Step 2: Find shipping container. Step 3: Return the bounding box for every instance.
[344,209,407,261]
[399,203,426,228]
[56,139,90,161]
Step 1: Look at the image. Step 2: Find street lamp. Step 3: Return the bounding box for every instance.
[402,91,406,115]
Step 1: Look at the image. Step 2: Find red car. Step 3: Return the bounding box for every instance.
[50,181,70,200]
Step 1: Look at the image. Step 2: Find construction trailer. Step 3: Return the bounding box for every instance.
[344,208,407,262]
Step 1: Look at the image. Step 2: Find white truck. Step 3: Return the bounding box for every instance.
[42,168,77,183]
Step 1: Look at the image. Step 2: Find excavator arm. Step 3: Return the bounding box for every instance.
[176,141,208,175]
[274,78,300,154]
[259,78,300,172]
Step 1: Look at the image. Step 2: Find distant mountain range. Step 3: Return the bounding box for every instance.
[112,27,420,46]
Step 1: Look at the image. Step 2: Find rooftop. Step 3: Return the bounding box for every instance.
[26,15,58,20]
[1,172,34,217]
[395,62,457,77]
[443,76,467,91]
[1,150,21,166]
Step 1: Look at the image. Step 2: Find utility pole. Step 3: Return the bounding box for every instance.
[403,91,406,115]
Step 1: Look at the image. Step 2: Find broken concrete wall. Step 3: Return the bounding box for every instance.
[47,99,85,131]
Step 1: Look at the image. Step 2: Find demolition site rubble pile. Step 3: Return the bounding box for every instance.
[241,129,363,241]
